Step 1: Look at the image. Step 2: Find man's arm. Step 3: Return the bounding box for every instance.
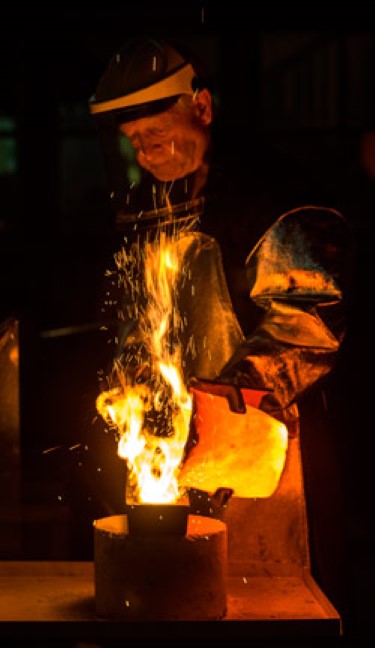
[218,206,355,410]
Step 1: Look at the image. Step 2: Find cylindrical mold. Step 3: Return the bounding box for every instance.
[94,513,227,620]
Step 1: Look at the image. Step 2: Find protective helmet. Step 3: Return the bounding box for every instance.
[89,37,209,230]
[89,37,206,122]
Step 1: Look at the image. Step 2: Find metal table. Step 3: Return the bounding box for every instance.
[0,561,341,643]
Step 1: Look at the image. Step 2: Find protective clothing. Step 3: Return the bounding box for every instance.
[113,204,352,415]
[218,204,352,409]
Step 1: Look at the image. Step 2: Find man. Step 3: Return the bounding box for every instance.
[90,36,353,408]
[89,36,354,621]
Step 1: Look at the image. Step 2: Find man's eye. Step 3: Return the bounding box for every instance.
[149,127,168,137]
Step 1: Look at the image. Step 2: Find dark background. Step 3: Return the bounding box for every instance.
[0,2,373,646]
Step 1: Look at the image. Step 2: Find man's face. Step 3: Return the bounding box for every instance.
[119,91,212,182]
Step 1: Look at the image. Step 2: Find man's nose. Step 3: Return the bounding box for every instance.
[138,140,162,161]
[139,147,156,162]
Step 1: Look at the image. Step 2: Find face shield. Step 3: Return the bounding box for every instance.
[89,39,207,237]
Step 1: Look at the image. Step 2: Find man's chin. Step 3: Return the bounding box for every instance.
[148,164,188,183]
[152,172,175,182]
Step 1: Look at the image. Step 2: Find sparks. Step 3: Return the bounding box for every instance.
[96,223,194,504]
[42,445,63,454]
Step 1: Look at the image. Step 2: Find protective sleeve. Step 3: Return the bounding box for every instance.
[219,205,355,410]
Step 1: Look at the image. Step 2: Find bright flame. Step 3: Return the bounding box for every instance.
[96,231,192,504]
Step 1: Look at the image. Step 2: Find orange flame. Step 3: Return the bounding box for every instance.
[96,231,192,504]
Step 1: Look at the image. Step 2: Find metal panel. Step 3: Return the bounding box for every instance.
[226,433,310,577]
[0,317,21,557]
